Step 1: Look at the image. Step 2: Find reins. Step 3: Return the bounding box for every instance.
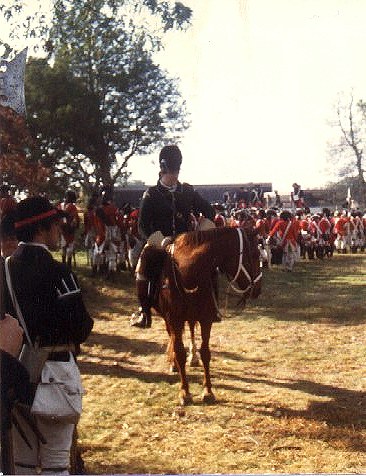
[169,228,261,301]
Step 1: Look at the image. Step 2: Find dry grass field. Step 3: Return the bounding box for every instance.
[72,252,366,474]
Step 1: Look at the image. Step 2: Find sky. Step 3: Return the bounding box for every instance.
[127,0,366,193]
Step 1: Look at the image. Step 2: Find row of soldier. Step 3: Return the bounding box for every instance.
[46,190,366,276]
[3,184,365,278]
[213,206,366,272]
[59,195,366,277]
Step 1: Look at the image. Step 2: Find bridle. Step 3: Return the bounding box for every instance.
[169,227,262,298]
[228,228,262,295]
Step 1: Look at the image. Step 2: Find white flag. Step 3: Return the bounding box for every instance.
[346,187,351,203]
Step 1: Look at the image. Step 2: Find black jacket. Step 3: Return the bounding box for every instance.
[1,351,32,430]
[138,181,215,241]
[4,244,93,348]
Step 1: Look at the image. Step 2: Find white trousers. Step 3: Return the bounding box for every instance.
[282,242,298,271]
[12,408,74,475]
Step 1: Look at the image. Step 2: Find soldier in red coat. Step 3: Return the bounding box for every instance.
[83,195,99,265]
[255,209,269,267]
[267,210,299,271]
[333,211,350,253]
[59,190,80,268]
[93,189,124,274]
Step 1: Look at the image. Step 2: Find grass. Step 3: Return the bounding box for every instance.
[69,252,366,474]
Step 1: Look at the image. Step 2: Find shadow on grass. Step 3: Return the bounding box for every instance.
[254,377,366,451]
[84,331,166,355]
[221,370,366,436]
[78,357,210,388]
[211,369,366,450]
[254,376,366,427]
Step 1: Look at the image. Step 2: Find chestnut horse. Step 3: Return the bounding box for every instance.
[146,226,262,405]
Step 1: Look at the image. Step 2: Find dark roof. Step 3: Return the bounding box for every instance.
[114,183,272,207]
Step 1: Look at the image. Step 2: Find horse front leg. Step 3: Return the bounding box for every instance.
[200,321,216,404]
[172,328,193,406]
[187,321,200,367]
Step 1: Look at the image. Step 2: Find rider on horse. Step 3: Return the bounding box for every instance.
[130,145,215,329]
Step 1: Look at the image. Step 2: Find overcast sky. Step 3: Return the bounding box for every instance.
[127,0,366,193]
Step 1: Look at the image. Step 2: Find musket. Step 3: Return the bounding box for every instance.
[0,48,27,475]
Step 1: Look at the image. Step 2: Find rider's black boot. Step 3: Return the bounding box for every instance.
[131,280,152,328]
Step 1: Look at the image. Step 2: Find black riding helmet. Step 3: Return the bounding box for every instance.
[159,145,182,173]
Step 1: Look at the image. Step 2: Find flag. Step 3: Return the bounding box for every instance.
[0,48,27,116]
[346,187,351,204]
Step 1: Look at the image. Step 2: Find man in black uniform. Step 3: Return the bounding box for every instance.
[131,145,215,329]
[0,314,33,475]
[4,196,93,474]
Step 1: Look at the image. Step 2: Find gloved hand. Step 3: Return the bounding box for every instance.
[161,236,173,249]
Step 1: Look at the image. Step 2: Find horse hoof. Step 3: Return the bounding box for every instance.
[202,392,216,404]
[180,393,193,406]
[170,364,178,373]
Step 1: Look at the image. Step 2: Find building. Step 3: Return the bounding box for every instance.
[114,182,273,208]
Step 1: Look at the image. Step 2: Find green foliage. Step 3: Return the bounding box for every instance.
[25,0,191,194]
[25,57,105,195]
[2,0,191,196]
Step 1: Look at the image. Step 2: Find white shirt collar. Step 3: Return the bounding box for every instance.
[159,179,177,192]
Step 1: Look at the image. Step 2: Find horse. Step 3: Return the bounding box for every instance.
[144,226,262,405]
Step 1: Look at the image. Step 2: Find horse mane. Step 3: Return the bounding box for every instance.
[171,227,236,287]
[176,227,229,248]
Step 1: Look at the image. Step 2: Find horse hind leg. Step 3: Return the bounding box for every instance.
[199,321,216,404]
[187,321,200,367]
[165,325,177,373]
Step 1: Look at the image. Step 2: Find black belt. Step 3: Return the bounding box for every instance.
[47,351,70,361]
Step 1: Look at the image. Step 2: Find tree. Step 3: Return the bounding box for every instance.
[26,0,192,195]
[0,1,56,194]
[0,105,49,193]
[328,92,366,207]
[2,0,192,196]
[25,57,106,197]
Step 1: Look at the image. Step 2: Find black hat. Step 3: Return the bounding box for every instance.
[159,145,182,173]
[280,210,293,220]
[14,196,65,230]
